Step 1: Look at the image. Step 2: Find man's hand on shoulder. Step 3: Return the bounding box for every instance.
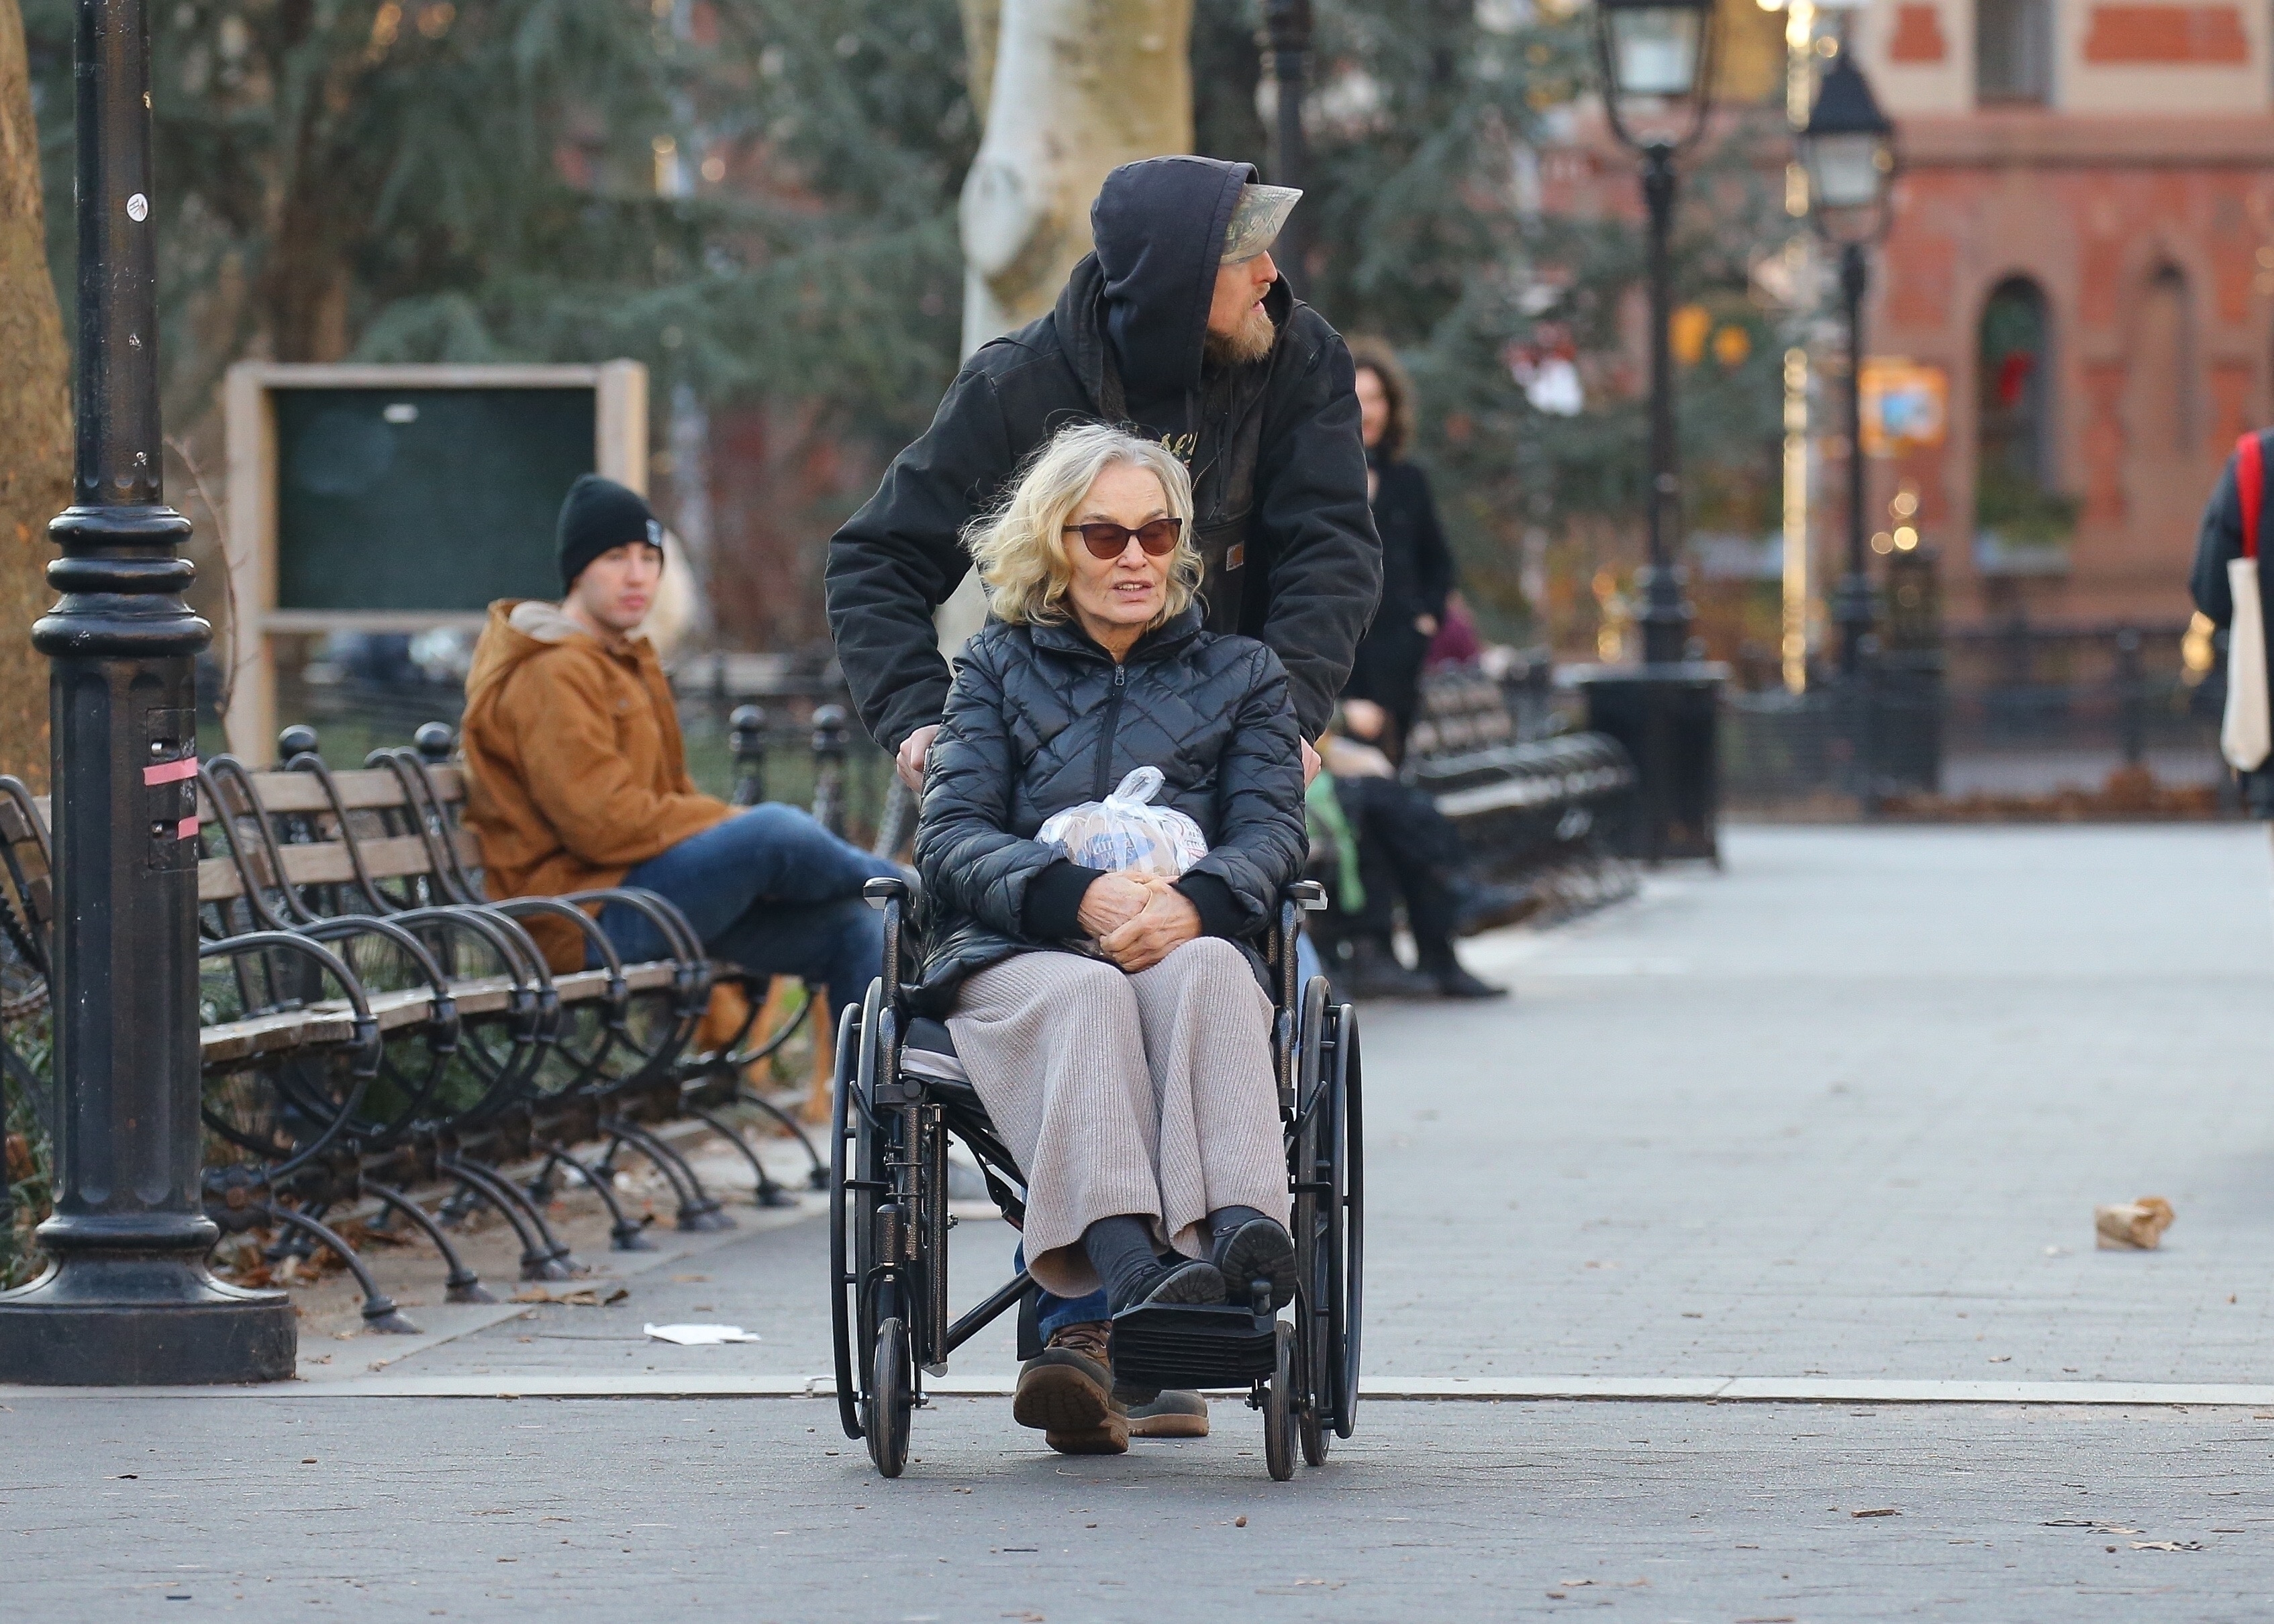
[896,724,940,791]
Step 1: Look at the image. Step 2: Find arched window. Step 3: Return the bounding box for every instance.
[1976,276,2074,548]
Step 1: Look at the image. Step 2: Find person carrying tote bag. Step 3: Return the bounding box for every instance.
[2191,427,2274,813]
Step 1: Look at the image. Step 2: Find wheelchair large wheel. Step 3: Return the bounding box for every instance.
[1291,979,1363,1454]
[828,982,885,1443]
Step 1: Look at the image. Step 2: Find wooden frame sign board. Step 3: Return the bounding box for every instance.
[222,360,648,762]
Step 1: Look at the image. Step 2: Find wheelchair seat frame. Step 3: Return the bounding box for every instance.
[827,876,1364,1480]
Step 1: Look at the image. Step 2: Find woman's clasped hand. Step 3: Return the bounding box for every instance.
[1075,871,1202,972]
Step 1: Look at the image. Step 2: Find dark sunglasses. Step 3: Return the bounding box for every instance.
[1062,518,1183,560]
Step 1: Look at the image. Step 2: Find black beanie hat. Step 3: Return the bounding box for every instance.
[556,473,662,592]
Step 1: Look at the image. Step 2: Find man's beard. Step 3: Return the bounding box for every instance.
[1202,305,1275,369]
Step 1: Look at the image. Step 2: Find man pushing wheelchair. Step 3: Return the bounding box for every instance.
[828,158,1379,1461]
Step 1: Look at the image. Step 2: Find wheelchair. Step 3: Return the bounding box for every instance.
[828,875,1364,1481]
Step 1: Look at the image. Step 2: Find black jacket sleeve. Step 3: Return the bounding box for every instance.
[1251,322,1384,741]
[1407,464,1457,624]
[1181,647,1307,934]
[911,638,1067,941]
[825,365,1015,754]
[2193,454,2244,627]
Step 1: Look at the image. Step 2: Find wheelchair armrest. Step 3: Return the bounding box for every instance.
[1284,879,1328,913]
[864,875,911,911]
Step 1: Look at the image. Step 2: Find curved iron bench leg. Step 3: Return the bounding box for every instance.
[732,1084,830,1190]
[262,1204,420,1334]
[685,1104,795,1209]
[601,1116,735,1233]
[366,1182,496,1304]
[440,1155,579,1281]
[539,1141,656,1252]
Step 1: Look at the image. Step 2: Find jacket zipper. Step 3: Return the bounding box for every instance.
[1094,663,1128,801]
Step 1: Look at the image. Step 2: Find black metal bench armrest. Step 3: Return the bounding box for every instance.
[486,897,630,1009]
[555,886,708,976]
[197,929,380,1178]
[286,913,463,1054]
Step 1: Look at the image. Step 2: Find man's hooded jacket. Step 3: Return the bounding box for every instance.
[825,155,1381,751]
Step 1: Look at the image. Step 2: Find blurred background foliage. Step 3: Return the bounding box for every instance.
[21,0,1789,648]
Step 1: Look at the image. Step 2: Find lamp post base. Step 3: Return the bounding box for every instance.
[0,1257,295,1386]
[1573,662,1727,866]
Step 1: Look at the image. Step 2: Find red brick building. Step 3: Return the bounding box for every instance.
[1855,0,2274,631]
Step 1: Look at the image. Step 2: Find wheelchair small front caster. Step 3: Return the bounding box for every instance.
[1263,1322,1294,1482]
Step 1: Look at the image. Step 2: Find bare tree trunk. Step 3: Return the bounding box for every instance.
[0,0,70,790]
[958,0,1195,354]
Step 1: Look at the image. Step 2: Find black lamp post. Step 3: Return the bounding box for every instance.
[0,0,295,1382]
[1578,0,1725,866]
[1265,0,1312,289]
[1798,54,1898,682]
[1591,0,1718,664]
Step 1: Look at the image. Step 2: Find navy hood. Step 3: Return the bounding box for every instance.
[1090,155,1254,402]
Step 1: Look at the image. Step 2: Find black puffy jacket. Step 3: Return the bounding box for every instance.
[826,155,1381,752]
[909,607,1306,1015]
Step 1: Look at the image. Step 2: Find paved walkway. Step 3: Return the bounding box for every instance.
[351,822,2274,1392]
[11,1397,2274,1619]
[12,823,2274,1619]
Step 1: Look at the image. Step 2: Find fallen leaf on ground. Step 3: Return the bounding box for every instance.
[1850,1508,1901,1519]
[2131,1541,2205,1552]
[2095,1196,2175,1250]
[511,1284,628,1307]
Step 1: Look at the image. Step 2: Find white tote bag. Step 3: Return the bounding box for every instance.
[2223,432,2271,772]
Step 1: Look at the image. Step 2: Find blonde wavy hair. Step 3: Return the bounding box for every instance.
[965,422,1201,629]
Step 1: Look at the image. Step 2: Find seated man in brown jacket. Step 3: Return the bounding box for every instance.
[459,474,895,1023]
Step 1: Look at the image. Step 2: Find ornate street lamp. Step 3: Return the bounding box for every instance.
[1591,0,1718,666]
[1579,0,1725,866]
[1798,53,1898,682]
[0,0,295,1382]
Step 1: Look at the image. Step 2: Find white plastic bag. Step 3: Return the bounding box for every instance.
[1037,766,1206,878]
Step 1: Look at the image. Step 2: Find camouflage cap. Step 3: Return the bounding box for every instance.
[1220,183,1301,264]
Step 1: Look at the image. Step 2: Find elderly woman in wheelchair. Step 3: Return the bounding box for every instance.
[908,421,1308,1452]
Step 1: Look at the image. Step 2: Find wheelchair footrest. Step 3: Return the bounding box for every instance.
[1109,1302,1279,1390]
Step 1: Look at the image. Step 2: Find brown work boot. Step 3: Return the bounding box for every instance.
[1012,1322,1128,1455]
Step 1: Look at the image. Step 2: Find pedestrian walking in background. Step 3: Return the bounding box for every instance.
[2191,425,2274,817]
[1338,339,1456,761]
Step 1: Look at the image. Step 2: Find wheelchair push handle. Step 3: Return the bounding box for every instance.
[1284,879,1328,913]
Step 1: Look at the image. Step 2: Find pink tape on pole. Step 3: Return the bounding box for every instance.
[143,756,199,786]
[177,816,201,840]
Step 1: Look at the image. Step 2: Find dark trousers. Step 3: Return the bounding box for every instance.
[1335,774,1467,968]
[595,803,899,1025]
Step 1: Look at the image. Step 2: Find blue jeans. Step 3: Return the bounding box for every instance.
[595,804,898,1026]
[1026,931,1320,1342]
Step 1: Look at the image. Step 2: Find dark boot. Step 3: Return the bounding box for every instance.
[1012,1321,1130,1454]
[1338,936,1437,999]
[1420,953,1508,999]
[1449,876,1542,937]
